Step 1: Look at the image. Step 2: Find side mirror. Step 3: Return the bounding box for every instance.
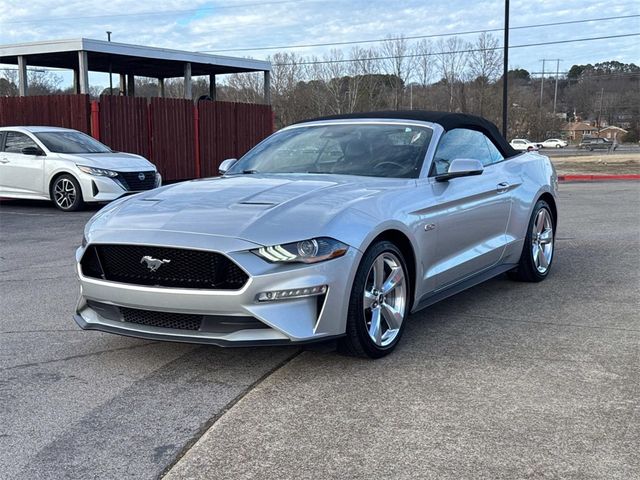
[22,146,44,156]
[435,158,484,182]
[218,158,238,175]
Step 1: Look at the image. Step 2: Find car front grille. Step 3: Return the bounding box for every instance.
[120,307,202,330]
[81,244,249,290]
[117,171,156,191]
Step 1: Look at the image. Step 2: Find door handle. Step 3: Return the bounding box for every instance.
[496,182,510,194]
[0,158,9,164]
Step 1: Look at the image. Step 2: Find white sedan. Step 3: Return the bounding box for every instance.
[0,126,160,211]
[510,139,539,151]
[540,138,568,149]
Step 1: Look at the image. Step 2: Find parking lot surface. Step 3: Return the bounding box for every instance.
[1,182,639,479]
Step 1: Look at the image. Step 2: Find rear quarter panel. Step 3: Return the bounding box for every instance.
[502,152,558,265]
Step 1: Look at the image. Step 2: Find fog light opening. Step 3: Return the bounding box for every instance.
[257,285,328,302]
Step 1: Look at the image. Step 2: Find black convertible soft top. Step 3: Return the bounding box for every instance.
[297,110,518,158]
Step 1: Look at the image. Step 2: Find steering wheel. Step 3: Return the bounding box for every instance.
[374,161,404,171]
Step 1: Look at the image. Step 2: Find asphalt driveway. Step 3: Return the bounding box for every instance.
[1,181,639,479]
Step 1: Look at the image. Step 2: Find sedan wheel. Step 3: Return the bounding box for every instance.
[51,174,84,211]
[339,241,409,358]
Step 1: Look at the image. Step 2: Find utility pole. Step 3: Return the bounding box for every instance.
[107,31,113,95]
[597,87,604,129]
[501,0,509,138]
[539,59,546,108]
[553,59,561,114]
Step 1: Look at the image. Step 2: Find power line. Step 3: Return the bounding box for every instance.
[0,0,321,24]
[201,14,640,53]
[273,33,640,66]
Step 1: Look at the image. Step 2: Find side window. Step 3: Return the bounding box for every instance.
[0,132,5,151]
[483,137,504,165]
[432,128,493,175]
[4,132,38,154]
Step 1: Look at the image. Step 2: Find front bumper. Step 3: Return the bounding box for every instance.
[75,232,361,345]
[77,170,161,203]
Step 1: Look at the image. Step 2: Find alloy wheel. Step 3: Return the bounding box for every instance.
[532,208,554,273]
[54,178,77,210]
[363,252,407,347]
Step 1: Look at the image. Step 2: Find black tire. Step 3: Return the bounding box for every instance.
[555,144,561,148]
[50,174,84,212]
[338,241,410,358]
[508,200,555,282]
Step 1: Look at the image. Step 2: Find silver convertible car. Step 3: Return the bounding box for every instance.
[75,111,558,358]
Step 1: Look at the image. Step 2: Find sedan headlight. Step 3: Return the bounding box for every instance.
[253,237,348,264]
[77,165,118,177]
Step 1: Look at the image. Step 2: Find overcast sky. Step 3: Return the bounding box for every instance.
[1,0,638,88]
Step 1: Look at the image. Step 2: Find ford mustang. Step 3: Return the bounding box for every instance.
[74,111,558,358]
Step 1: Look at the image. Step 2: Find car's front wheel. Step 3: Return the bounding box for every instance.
[338,241,409,358]
[51,174,84,211]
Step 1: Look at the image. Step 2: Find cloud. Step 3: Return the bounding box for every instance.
[1,0,638,87]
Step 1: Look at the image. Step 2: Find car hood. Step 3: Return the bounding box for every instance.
[89,174,405,246]
[59,152,155,171]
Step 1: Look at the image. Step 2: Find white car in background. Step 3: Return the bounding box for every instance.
[540,138,568,149]
[510,139,539,152]
[0,126,160,211]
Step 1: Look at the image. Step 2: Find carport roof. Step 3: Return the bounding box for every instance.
[0,38,271,77]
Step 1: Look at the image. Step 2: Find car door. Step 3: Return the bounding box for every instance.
[0,131,45,195]
[427,128,514,290]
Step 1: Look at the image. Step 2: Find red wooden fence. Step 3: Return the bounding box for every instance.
[99,95,150,159]
[198,101,272,177]
[0,94,273,181]
[0,95,90,133]
[150,98,197,181]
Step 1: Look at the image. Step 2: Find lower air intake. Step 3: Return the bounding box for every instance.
[120,307,202,331]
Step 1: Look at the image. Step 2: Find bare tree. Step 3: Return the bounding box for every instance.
[381,35,415,109]
[436,36,468,111]
[414,39,434,108]
[467,33,502,114]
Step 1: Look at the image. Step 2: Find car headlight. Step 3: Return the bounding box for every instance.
[253,237,348,264]
[77,165,118,177]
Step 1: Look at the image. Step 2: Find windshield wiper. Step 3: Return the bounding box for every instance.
[242,169,260,174]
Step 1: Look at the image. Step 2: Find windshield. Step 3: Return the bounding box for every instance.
[227,123,433,178]
[35,131,112,154]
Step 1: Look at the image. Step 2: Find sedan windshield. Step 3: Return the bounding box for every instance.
[35,131,112,154]
[227,123,433,178]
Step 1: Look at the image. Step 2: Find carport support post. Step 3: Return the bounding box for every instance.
[17,55,28,96]
[127,74,135,97]
[78,50,89,95]
[184,62,192,100]
[119,74,126,95]
[158,78,165,97]
[209,74,216,101]
[263,70,271,104]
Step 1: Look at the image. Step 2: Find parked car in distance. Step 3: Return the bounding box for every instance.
[0,126,160,211]
[540,138,568,149]
[510,138,539,151]
[75,111,558,358]
[579,136,617,151]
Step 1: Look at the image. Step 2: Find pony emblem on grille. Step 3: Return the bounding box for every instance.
[140,255,171,272]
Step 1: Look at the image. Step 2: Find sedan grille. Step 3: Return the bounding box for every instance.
[81,244,248,290]
[120,307,202,330]
[117,171,156,191]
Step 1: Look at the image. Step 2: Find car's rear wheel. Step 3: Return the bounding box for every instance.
[51,174,84,212]
[338,241,409,358]
[508,200,555,282]
[555,144,561,148]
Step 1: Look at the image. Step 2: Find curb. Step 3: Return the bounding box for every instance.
[558,174,640,182]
